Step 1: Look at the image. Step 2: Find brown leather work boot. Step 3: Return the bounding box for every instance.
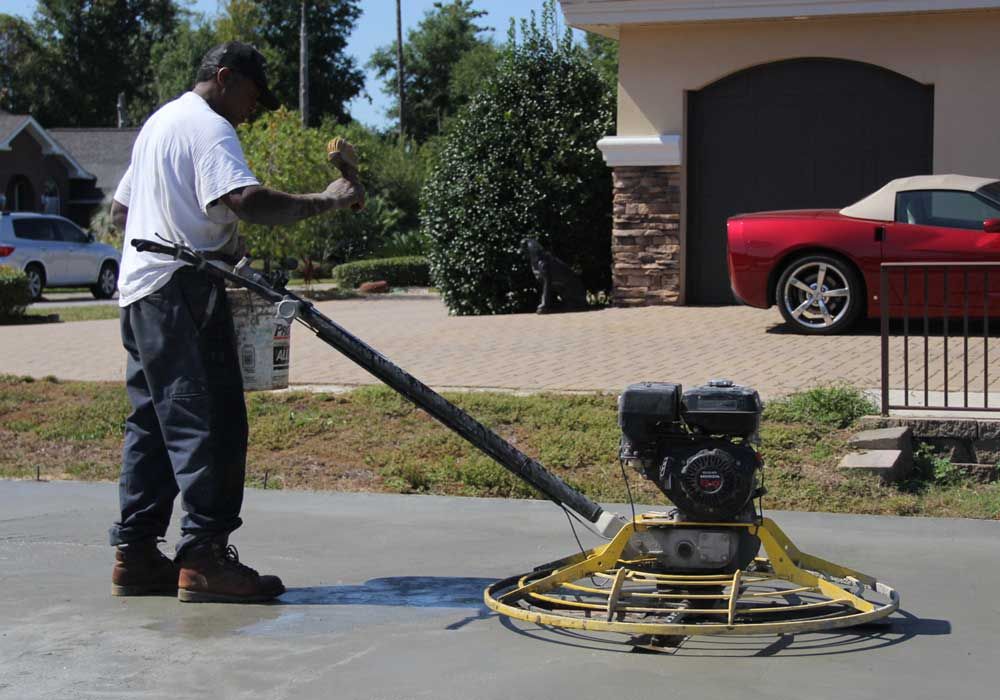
[177,542,285,603]
[111,539,179,596]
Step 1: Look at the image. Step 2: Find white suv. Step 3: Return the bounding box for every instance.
[0,212,120,300]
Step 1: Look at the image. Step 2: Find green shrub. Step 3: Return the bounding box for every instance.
[0,266,31,319]
[912,442,968,486]
[375,230,432,257]
[332,256,431,288]
[763,385,878,429]
[420,3,614,315]
[88,198,123,249]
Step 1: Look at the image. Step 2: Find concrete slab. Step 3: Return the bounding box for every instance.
[838,449,903,482]
[0,481,995,699]
[848,426,911,451]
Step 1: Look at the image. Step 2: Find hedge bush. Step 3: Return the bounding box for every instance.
[0,266,31,319]
[332,256,431,289]
[420,4,614,315]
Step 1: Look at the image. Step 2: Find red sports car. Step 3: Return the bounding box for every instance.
[728,174,1000,333]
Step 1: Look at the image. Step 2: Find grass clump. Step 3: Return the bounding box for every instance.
[764,385,877,428]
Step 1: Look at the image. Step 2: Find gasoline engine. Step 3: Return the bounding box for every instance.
[618,380,764,573]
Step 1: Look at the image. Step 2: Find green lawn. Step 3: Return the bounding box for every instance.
[0,376,996,518]
[24,305,121,322]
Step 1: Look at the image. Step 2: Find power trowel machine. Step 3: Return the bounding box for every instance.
[129,140,898,644]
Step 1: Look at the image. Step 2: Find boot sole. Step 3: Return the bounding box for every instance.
[111,583,178,597]
[177,588,284,604]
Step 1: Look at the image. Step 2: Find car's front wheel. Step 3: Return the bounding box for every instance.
[91,262,118,299]
[776,254,863,334]
[24,264,45,301]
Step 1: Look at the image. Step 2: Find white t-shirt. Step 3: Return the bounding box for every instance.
[114,91,260,307]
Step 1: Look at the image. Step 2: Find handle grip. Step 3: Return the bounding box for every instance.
[131,238,176,255]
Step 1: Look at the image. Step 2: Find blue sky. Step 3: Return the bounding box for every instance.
[5,0,573,129]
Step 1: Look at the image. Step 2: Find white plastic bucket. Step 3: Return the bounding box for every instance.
[227,288,291,391]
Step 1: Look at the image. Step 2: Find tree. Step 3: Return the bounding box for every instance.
[421,2,615,315]
[215,0,267,43]
[0,14,52,119]
[447,41,499,111]
[584,33,618,89]
[150,19,218,105]
[253,0,364,125]
[369,0,492,142]
[31,0,180,126]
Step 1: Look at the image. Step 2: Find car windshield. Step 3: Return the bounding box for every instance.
[978,182,1000,207]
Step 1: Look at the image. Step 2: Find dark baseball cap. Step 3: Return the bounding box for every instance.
[199,41,280,110]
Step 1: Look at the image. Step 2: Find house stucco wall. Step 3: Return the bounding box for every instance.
[617,9,1000,177]
[598,9,1000,305]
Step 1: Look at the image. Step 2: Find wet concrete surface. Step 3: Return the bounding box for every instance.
[0,481,996,699]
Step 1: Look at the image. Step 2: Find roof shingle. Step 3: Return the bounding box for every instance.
[48,128,138,194]
[0,113,29,143]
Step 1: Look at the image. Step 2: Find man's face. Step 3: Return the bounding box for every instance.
[218,68,260,126]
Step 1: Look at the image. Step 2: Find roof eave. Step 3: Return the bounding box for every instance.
[560,0,1000,30]
[0,116,96,180]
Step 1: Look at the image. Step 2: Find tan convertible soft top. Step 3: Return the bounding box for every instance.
[839,174,999,222]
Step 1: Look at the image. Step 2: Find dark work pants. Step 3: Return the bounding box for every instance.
[109,266,248,559]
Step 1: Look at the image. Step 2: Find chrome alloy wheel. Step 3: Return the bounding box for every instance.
[781,261,852,330]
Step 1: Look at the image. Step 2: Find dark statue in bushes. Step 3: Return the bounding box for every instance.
[522,238,586,313]
[421,4,614,316]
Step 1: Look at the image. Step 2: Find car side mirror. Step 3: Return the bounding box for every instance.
[86,232,95,243]
[985,218,1000,233]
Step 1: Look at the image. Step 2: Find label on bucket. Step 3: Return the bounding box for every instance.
[227,289,291,391]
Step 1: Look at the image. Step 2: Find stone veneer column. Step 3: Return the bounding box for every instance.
[611,165,682,307]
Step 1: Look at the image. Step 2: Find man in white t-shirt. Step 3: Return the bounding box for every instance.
[107,42,364,604]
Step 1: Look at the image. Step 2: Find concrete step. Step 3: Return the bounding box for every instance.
[848,426,911,451]
[838,449,905,483]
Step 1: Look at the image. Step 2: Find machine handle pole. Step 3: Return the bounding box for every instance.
[130,239,625,536]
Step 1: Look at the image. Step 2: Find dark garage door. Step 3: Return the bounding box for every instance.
[686,58,934,304]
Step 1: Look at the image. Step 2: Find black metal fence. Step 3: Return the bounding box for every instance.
[880,262,1000,415]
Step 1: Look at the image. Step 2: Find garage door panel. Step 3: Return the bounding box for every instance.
[686,58,933,305]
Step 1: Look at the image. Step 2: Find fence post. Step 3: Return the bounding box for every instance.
[880,265,890,416]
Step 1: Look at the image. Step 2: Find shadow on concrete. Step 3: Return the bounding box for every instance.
[143,577,499,640]
[499,609,949,656]
[279,576,496,608]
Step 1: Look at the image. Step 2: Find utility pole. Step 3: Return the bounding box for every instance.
[396,0,405,141]
[116,92,127,128]
[299,0,309,127]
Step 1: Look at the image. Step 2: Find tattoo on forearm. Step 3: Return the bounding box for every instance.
[240,189,335,226]
[292,193,334,219]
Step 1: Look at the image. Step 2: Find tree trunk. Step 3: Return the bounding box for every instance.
[396,0,405,140]
[299,0,309,127]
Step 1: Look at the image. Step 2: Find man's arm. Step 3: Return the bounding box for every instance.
[219,179,364,226]
[111,199,128,231]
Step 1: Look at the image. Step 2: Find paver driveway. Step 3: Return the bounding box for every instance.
[0,295,892,397]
